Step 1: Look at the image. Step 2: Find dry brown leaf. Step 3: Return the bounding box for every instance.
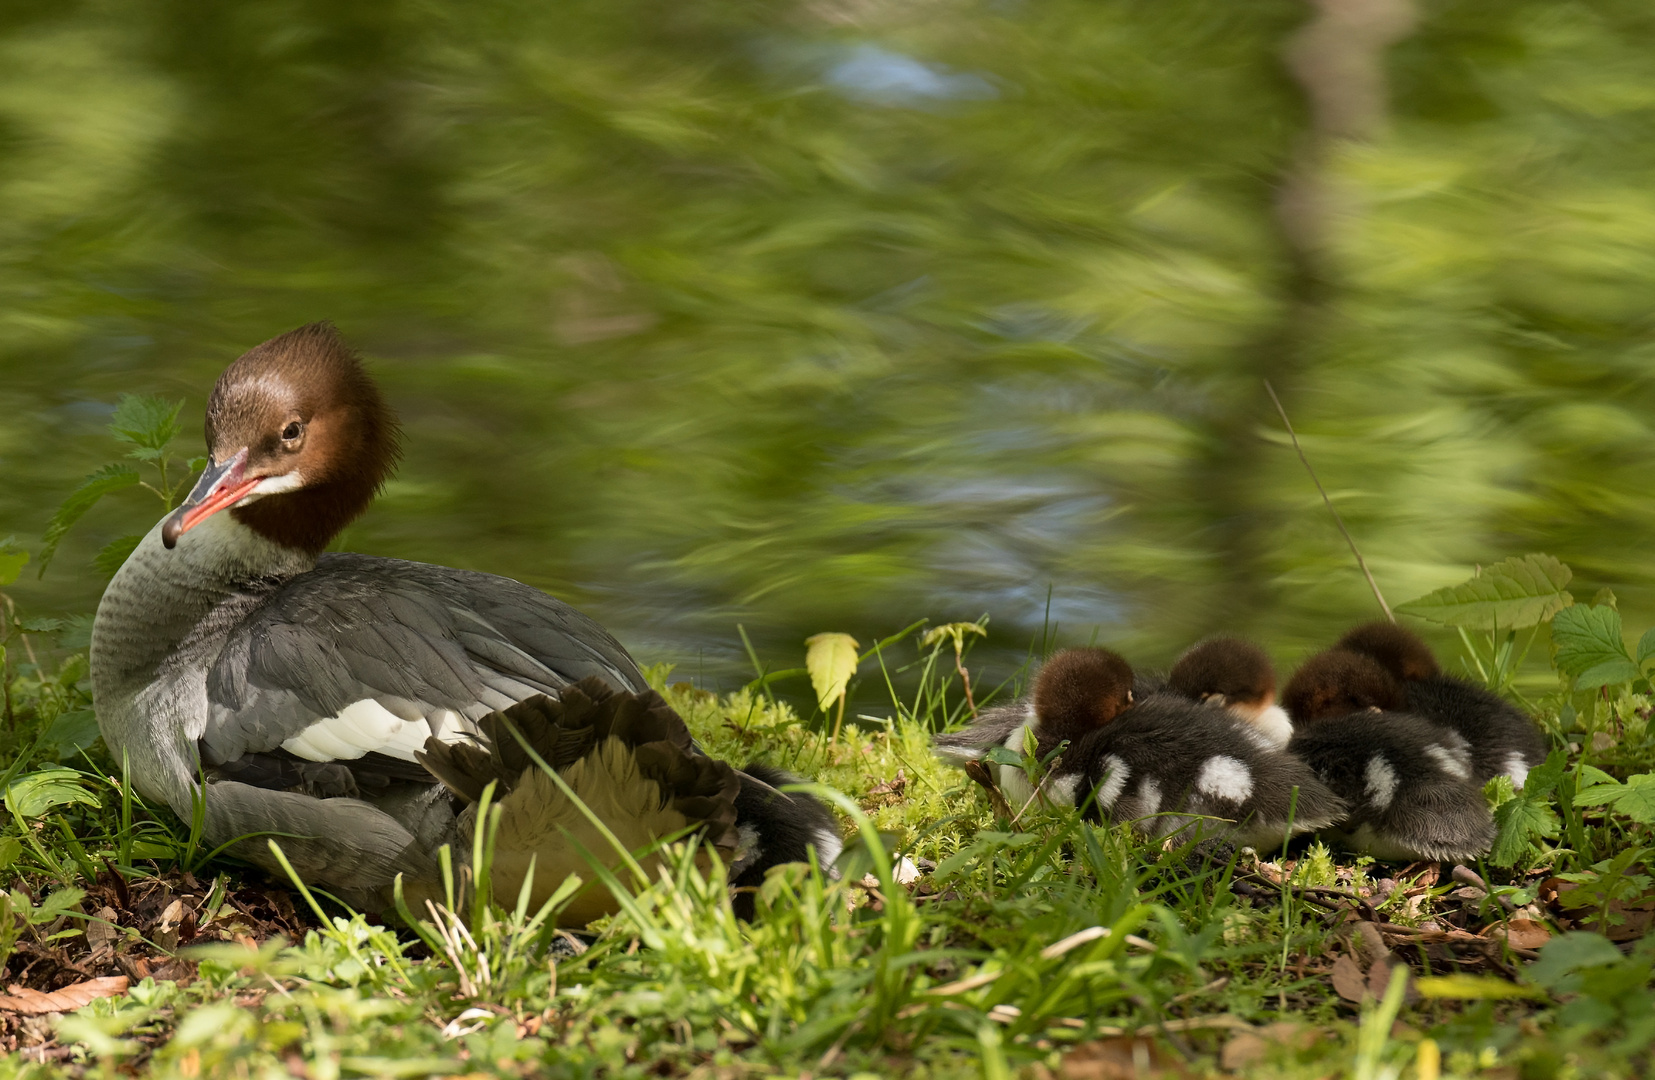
[1221,1023,1322,1072]
[86,907,118,961]
[1490,919,1551,950]
[1330,955,1368,1003]
[1062,1037,1185,1079]
[0,976,129,1015]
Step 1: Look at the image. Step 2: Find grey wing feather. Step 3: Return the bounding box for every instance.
[202,554,645,763]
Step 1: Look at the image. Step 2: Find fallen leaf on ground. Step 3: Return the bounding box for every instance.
[1486,919,1551,950]
[0,976,129,1014]
[1221,1023,1321,1071]
[1331,955,1368,1003]
[1063,1037,1186,1079]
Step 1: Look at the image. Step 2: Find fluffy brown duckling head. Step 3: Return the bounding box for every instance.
[1281,649,1408,724]
[1166,637,1292,746]
[1336,621,1441,682]
[1033,647,1136,742]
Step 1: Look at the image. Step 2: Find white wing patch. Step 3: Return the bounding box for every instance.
[1364,754,1399,810]
[282,700,468,763]
[1196,755,1253,803]
[1095,754,1131,810]
[1504,751,1530,789]
[1423,743,1470,780]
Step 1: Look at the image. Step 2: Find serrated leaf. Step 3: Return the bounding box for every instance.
[1638,628,1655,669]
[43,709,102,761]
[109,394,183,452]
[37,464,140,577]
[93,535,142,577]
[0,536,27,587]
[1574,773,1655,825]
[18,616,64,634]
[1524,748,1570,799]
[1552,604,1632,684]
[1576,658,1642,690]
[1483,774,1516,810]
[1393,554,1573,630]
[804,632,859,712]
[57,614,94,651]
[4,768,100,818]
[1490,795,1560,867]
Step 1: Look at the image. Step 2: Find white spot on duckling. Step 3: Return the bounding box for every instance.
[1094,755,1130,810]
[1048,773,1081,808]
[1504,751,1530,790]
[1364,754,1399,810]
[1137,776,1163,818]
[995,721,1037,807]
[1424,743,1470,780]
[1195,755,1253,803]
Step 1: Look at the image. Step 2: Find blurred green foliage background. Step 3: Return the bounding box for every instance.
[4,0,1655,688]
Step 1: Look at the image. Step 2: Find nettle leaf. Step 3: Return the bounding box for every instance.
[109,394,183,452]
[1553,604,1634,687]
[57,614,94,651]
[18,617,64,634]
[1524,748,1570,799]
[37,464,140,577]
[43,709,102,761]
[1491,795,1560,867]
[804,632,859,712]
[0,536,28,586]
[1638,628,1655,669]
[4,767,101,818]
[1393,554,1573,630]
[92,535,143,577]
[1575,773,1655,826]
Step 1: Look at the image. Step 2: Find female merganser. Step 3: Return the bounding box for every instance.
[90,323,840,917]
[1165,637,1293,748]
[936,648,1345,847]
[1336,622,1547,787]
[1282,649,1495,863]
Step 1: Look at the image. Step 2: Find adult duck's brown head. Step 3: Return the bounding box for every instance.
[162,323,402,554]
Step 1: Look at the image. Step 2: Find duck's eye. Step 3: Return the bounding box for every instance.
[282,421,303,442]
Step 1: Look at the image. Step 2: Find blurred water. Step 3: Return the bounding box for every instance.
[5,0,1655,711]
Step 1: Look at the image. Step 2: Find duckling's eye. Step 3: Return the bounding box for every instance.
[282,421,303,442]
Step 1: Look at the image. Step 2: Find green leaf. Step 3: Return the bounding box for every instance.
[1483,773,1516,810]
[1552,604,1632,684]
[37,463,140,577]
[1491,795,1560,867]
[109,394,183,452]
[1578,764,1617,788]
[0,536,27,586]
[1524,748,1570,799]
[18,616,64,634]
[1574,773,1655,825]
[1393,554,1574,630]
[804,632,859,712]
[57,614,94,651]
[0,836,20,870]
[4,768,101,818]
[1576,658,1642,690]
[1638,628,1655,669]
[1527,932,1626,991]
[43,710,102,761]
[93,535,143,577]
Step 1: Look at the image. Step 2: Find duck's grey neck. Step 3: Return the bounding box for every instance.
[92,514,315,692]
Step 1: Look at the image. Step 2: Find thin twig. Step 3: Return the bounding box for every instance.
[1263,380,1394,623]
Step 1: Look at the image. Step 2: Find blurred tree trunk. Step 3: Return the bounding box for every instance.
[1199,0,1418,634]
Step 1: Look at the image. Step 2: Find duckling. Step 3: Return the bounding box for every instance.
[1057,691,1346,850]
[1166,637,1293,747]
[1337,622,1547,787]
[932,647,1135,810]
[1282,650,1495,863]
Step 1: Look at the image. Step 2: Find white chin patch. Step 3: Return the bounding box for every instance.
[1243,704,1294,748]
[282,700,466,763]
[1195,755,1253,804]
[240,471,306,504]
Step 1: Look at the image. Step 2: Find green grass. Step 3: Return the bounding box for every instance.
[1,624,1654,1079]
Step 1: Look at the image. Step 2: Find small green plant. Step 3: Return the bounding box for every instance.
[37,394,201,578]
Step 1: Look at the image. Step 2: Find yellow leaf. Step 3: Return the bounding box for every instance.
[1413,975,1541,1000]
[804,632,859,712]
